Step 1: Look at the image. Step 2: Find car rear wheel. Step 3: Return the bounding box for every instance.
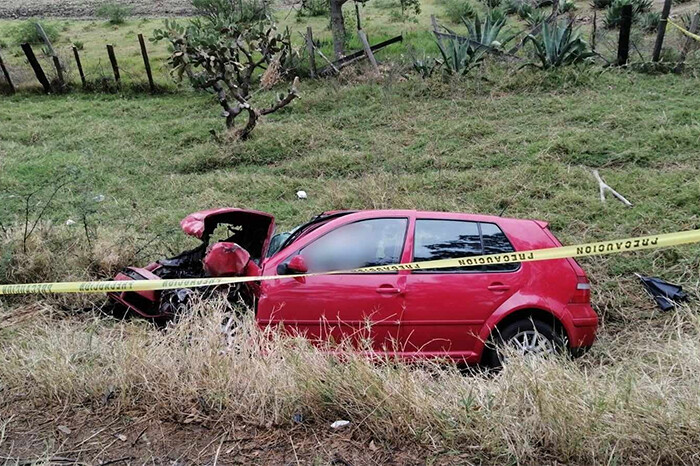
[482,318,565,368]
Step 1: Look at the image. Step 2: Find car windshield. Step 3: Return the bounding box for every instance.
[266,211,356,258]
[267,231,294,257]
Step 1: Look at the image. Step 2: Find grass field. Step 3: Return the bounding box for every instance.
[2,0,700,463]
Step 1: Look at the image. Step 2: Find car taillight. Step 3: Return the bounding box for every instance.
[570,276,591,304]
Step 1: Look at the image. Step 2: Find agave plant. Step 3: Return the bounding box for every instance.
[436,12,515,74]
[640,11,660,32]
[524,20,594,69]
[525,9,548,26]
[604,0,651,28]
[558,0,577,13]
[461,11,516,48]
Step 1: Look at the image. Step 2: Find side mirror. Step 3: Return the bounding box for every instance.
[287,255,308,274]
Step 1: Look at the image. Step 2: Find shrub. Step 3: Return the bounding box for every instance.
[519,2,535,19]
[525,9,548,26]
[604,0,648,28]
[480,0,502,8]
[443,0,476,22]
[488,7,507,22]
[412,54,439,77]
[297,0,329,17]
[640,11,660,32]
[524,19,594,68]
[559,0,576,13]
[95,3,132,25]
[73,40,85,50]
[504,0,524,15]
[192,0,272,24]
[8,20,59,45]
[591,0,612,9]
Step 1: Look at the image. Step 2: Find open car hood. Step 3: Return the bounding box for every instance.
[181,208,275,261]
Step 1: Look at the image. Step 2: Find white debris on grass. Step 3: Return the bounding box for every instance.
[330,420,350,429]
[296,190,307,200]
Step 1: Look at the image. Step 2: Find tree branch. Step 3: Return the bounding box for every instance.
[259,77,300,116]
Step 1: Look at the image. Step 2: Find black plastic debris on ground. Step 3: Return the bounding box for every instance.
[635,274,689,311]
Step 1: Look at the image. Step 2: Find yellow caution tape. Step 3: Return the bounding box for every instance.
[1,228,699,295]
[668,19,700,42]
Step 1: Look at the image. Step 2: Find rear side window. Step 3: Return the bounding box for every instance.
[480,222,518,271]
[413,220,518,273]
[302,218,407,273]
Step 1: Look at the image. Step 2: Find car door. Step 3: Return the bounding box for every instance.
[257,216,409,352]
[400,218,524,359]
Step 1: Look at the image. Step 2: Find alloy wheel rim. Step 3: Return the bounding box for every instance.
[507,330,555,356]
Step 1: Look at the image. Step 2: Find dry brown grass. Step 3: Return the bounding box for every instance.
[3,295,700,464]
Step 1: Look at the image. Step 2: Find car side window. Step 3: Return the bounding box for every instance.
[413,220,482,272]
[301,218,408,273]
[480,222,518,272]
[413,220,519,273]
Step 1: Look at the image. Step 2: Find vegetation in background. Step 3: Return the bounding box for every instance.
[298,0,330,17]
[8,20,59,44]
[603,0,652,28]
[443,0,476,22]
[192,0,273,23]
[95,3,132,25]
[434,13,514,74]
[640,11,660,32]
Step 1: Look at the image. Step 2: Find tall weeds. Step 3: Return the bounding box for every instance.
[3,299,700,463]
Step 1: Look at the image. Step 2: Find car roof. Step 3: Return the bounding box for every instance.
[328,209,544,226]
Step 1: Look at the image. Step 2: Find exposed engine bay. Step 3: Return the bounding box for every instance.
[108,208,275,319]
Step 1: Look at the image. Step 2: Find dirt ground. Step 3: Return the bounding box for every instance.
[0,0,194,19]
[1,404,465,465]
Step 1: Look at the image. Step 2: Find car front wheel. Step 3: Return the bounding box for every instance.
[482,318,565,368]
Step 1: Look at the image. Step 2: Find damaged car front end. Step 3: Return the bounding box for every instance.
[108,208,275,319]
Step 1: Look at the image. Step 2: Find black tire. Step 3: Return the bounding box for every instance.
[482,318,565,369]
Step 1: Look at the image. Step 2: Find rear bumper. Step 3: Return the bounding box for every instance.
[566,304,598,348]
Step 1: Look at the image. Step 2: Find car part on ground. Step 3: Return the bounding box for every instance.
[636,273,689,311]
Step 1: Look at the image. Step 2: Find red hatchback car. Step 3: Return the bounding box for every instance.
[109,208,598,366]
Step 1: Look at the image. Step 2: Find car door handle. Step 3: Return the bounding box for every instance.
[376,286,402,295]
[487,283,510,292]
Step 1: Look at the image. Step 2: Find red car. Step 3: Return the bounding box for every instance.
[109,208,598,366]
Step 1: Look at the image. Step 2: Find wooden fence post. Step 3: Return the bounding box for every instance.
[355,2,362,30]
[591,9,597,53]
[106,44,121,87]
[675,11,700,71]
[652,0,674,62]
[73,46,86,88]
[20,43,51,93]
[616,4,633,66]
[52,56,65,89]
[138,33,155,92]
[305,27,317,78]
[0,48,15,94]
[358,30,379,73]
[36,22,64,86]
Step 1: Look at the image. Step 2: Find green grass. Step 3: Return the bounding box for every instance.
[1,67,699,314]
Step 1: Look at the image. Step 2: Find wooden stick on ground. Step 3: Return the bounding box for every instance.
[592,169,632,206]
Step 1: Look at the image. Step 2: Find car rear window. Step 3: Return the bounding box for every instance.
[413,220,519,273]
